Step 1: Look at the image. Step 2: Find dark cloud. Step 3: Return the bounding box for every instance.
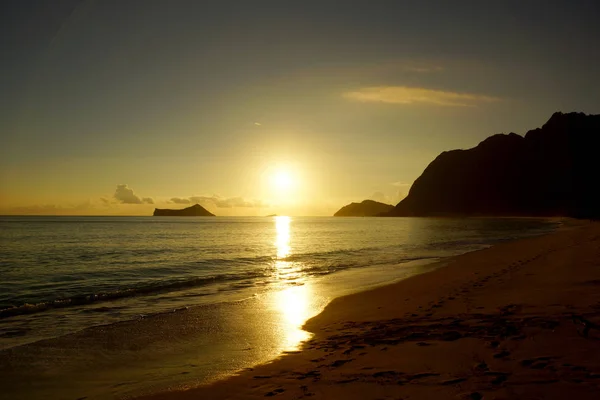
[113,184,153,204]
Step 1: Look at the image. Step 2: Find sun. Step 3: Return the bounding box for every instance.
[272,170,293,191]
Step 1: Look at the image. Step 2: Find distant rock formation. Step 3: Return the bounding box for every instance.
[153,204,215,216]
[386,112,600,218]
[334,200,395,217]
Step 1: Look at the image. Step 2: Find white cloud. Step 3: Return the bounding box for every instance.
[343,86,501,107]
[392,181,412,187]
[113,184,153,204]
[370,191,389,204]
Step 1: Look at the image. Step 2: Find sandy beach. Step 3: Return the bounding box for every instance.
[141,221,600,400]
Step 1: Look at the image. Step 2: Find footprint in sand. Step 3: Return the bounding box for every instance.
[493,350,511,359]
[335,377,359,384]
[264,388,285,396]
[488,372,509,385]
[330,359,354,368]
[440,377,468,385]
[457,393,483,400]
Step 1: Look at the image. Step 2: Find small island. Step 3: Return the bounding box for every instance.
[153,204,215,216]
[333,200,394,217]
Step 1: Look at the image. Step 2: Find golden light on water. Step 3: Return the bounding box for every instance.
[275,216,291,259]
[272,215,312,350]
[274,285,312,350]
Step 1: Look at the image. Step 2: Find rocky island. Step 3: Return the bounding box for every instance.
[153,204,215,216]
[334,200,394,217]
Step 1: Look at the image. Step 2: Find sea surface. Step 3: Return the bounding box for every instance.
[0,216,560,399]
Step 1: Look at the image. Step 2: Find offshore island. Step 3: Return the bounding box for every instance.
[333,200,394,217]
[153,204,215,216]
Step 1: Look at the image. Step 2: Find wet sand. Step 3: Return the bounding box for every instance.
[142,221,600,400]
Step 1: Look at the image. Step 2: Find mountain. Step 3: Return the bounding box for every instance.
[386,112,600,218]
[153,204,215,216]
[334,200,395,217]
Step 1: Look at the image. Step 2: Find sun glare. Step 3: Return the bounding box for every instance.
[262,164,301,205]
[272,170,294,192]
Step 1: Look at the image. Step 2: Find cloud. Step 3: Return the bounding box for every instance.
[370,192,389,204]
[9,201,99,215]
[392,181,412,187]
[391,182,412,202]
[170,197,191,204]
[343,86,501,107]
[113,184,153,204]
[192,196,266,208]
[170,195,266,208]
[367,182,413,206]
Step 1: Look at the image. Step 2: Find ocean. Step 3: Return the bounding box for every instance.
[0,216,559,399]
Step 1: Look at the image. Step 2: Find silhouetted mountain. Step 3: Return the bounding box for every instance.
[386,112,600,218]
[334,200,395,217]
[153,204,215,216]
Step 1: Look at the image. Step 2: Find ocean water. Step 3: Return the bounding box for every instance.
[0,216,559,399]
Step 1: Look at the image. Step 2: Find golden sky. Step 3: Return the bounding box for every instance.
[1,1,599,215]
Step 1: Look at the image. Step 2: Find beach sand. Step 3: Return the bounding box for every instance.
[141,221,600,400]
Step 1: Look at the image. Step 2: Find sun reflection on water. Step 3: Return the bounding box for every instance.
[272,216,313,350]
[275,216,291,259]
[274,284,312,350]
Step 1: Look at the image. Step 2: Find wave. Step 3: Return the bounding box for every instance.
[0,271,267,319]
[0,246,434,319]
[0,232,530,320]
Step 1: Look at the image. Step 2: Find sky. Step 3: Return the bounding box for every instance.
[1,0,599,216]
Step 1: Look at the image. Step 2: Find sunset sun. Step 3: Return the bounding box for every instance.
[272,170,294,192]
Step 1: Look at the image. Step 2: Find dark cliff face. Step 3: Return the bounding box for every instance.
[387,112,600,218]
[334,200,395,217]
[153,204,215,216]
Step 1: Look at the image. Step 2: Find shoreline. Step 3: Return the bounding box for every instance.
[141,220,600,399]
